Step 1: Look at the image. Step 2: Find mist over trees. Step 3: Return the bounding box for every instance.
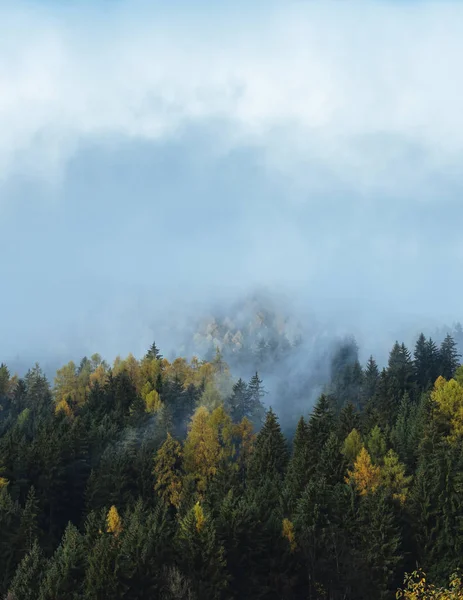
[1,319,463,598]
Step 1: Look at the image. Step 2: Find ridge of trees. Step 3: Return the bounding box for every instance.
[0,332,462,599]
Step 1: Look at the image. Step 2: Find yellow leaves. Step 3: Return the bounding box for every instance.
[183,405,240,495]
[342,428,363,464]
[282,518,297,553]
[89,363,108,388]
[0,476,8,490]
[346,445,411,503]
[397,570,463,599]
[345,447,381,496]
[113,353,142,392]
[106,505,123,537]
[234,417,255,468]
[145,389,162,413]
[153,433,183,509]
[431,376,463,441]
[194,502,206,533]
[184,406,221,494]
[53,361,79,406]
[55,399,73,419]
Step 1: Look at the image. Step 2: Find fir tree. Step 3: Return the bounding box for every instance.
[248,408,288,487]
[247,372,266,427]
[284,416,311,511]
[38,523,86,600]
[146,342,163,361]
[307,394,335,467]
[7,541,46,600]
[177,502,228,600]
[363,355,380,405]
[227,378,249,423]
[440,334,461,380]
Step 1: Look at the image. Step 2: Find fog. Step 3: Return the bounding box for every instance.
[1,0,463,386]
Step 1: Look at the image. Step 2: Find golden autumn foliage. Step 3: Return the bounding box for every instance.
[345,446,381,496]
[0,476,8,490]
[145,389,162,413]
[153,433,183,509]
[397,570,463,599]
[183,404,251,495]
[183,406,222,493]
[431,376,463,440]
[55,398,73,419]
[342,428,363,464]
[89,363,109,388]
[194,502,206,533]
[282,518,297,553]
[234,417,255,470]
[106,505,123,537]
[53,361,80,406]
[345,444,411,503]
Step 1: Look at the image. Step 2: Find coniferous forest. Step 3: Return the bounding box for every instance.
[1,329,463,599]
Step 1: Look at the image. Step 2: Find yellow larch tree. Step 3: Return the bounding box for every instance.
[153,433,183,509]
[106,505,123,537]
[345,446,381,496]
[431,376,463,441]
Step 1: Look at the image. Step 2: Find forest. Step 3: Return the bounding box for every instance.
[1,329,463,599]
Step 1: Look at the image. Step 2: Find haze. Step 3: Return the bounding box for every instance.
[1,0,462,373]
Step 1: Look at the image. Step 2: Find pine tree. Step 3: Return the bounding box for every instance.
[388,342,415,406]
[337,401,361,442]
[176,502,227,600]
[363,355,379,405]
[330,338,364,410]
[146,342,163,361]
[414,333,429,391]
[0,363,10,397]
[307,394,335,467]
[17,487,39,558]
[353,490,402,598]
[7,541,46,600]
[247,372,266,427]
[426,338,441,387]
[440,334,461,380]
[284,416,311,511]
[319,431,344,486]
[38,523,86,600]
[390,393,417,468]
[227,378,249,422]
[248,408,288,487]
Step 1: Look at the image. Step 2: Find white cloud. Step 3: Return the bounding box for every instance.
[1,1,463,193]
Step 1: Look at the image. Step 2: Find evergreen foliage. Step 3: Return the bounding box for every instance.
[0,334,461,598]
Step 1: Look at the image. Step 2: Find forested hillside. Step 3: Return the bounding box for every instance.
[1,331,463,599]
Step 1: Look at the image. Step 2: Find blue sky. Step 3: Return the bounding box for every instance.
[1,0,463,371]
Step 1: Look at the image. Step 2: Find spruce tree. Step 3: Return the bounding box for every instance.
[227,378,249,423]
[146,342,163,361]
[7,541,46,600]
[363,355,379,405]
[440,334,461,380]
[248,408,288,488]
[307,394,335,467]
[38,523,86,600]
[337,401,361,442]
[284,416,311,511]
[176,502,228,600]
[247,372,266,427]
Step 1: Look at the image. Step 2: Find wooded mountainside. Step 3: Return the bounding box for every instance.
[1,330,463,599]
